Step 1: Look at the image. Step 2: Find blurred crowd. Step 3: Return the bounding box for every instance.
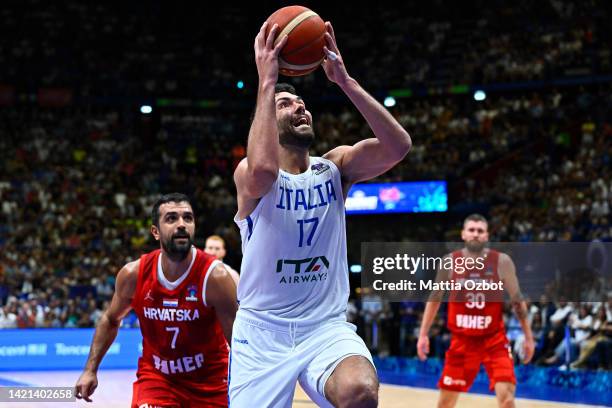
[1,0,611,372]
[0,0,609,98]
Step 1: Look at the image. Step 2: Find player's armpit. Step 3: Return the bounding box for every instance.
[205,264,238,343]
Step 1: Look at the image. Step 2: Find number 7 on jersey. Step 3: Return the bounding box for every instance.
[166,326,179,349]
[297,217,319,247]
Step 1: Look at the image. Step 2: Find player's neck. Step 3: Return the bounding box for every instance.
[160,248,193,281]
[279,145,309,174]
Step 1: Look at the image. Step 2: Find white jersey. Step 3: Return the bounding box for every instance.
[235,156,349,324]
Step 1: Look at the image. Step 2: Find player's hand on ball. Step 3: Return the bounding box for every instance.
[522,336,535,364]
[75,370,98,402]
[417,335,430,361]
[321,22,350,87]
[254,22,288,84]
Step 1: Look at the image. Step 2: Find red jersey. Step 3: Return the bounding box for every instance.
[447,249,505,336]
[131,248,229,393]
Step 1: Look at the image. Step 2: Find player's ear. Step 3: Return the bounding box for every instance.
[151,224,160,241]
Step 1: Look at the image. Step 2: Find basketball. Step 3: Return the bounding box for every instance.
[265,5,326,76]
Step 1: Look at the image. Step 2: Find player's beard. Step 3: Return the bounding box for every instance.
[278,117,315,149]
[465,239,486,253]
[161,231,193,262]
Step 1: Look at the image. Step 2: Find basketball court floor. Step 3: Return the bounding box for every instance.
[0,369,606,407]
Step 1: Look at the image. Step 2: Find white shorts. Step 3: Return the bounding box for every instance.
[228,310,374,408]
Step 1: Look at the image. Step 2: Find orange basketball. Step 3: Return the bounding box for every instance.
[265,5,326,77]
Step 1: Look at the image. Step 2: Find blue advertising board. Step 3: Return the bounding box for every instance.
[0,329,141,371]
[346,181,447,214]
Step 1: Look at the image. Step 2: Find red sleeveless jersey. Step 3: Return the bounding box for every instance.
[447,249,505,336]
[131,248,229,392]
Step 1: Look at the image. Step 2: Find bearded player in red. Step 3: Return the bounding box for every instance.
[75,193,238,407]
[417,214,535,408]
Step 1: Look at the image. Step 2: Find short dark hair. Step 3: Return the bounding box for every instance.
[249,83,298,123]
[275,82,297,95]
[151,193,192,227]
[463,213,488,226]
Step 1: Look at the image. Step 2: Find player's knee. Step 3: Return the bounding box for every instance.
[336,378,378,408]
[498,394,515,408]
[496,387,515,408]
[437,390,459,408]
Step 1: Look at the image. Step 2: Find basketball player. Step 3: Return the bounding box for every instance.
[75,193,237,407]
[229,21,412,407]
[205,234,240,286]
[417,214,535,408]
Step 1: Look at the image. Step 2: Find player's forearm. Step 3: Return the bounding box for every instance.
[339,78,412,159]
[418,301,441,337]
[247,83,279,174]
[84,313,121,373]
[513,300,534,341]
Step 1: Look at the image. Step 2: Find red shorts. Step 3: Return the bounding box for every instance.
[132,375,227,408]
[438,330,515,392]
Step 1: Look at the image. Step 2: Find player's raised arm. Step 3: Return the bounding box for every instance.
[75,260,138,402]
[499,253,535,363]
[320,22,412,187]
[417,257,450,360]
[205,264,238,343]
[234,22,288,212]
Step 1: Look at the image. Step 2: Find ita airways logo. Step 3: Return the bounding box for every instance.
[276,256,330,284]
[311,162,330,175]
[185,284,198,302]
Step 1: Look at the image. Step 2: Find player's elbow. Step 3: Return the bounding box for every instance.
[100,311,121,329]
[395,130,412,158]
[387,130,412,162]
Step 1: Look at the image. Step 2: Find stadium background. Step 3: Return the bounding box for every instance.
[0,0,610,406]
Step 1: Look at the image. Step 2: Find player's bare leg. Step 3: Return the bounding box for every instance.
[437,389,460,408]
[494,382,516,408]
[325,356,378,408]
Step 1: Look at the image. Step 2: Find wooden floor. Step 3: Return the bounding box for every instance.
[0,370,599,408]
[292,384,596,408]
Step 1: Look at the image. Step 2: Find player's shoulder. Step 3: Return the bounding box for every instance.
[322,145,351,169]
[118,259,140,280]
[113,259,140,296]
[495,251,512,264]
[487,248,509,259]
[234,157,248,174]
